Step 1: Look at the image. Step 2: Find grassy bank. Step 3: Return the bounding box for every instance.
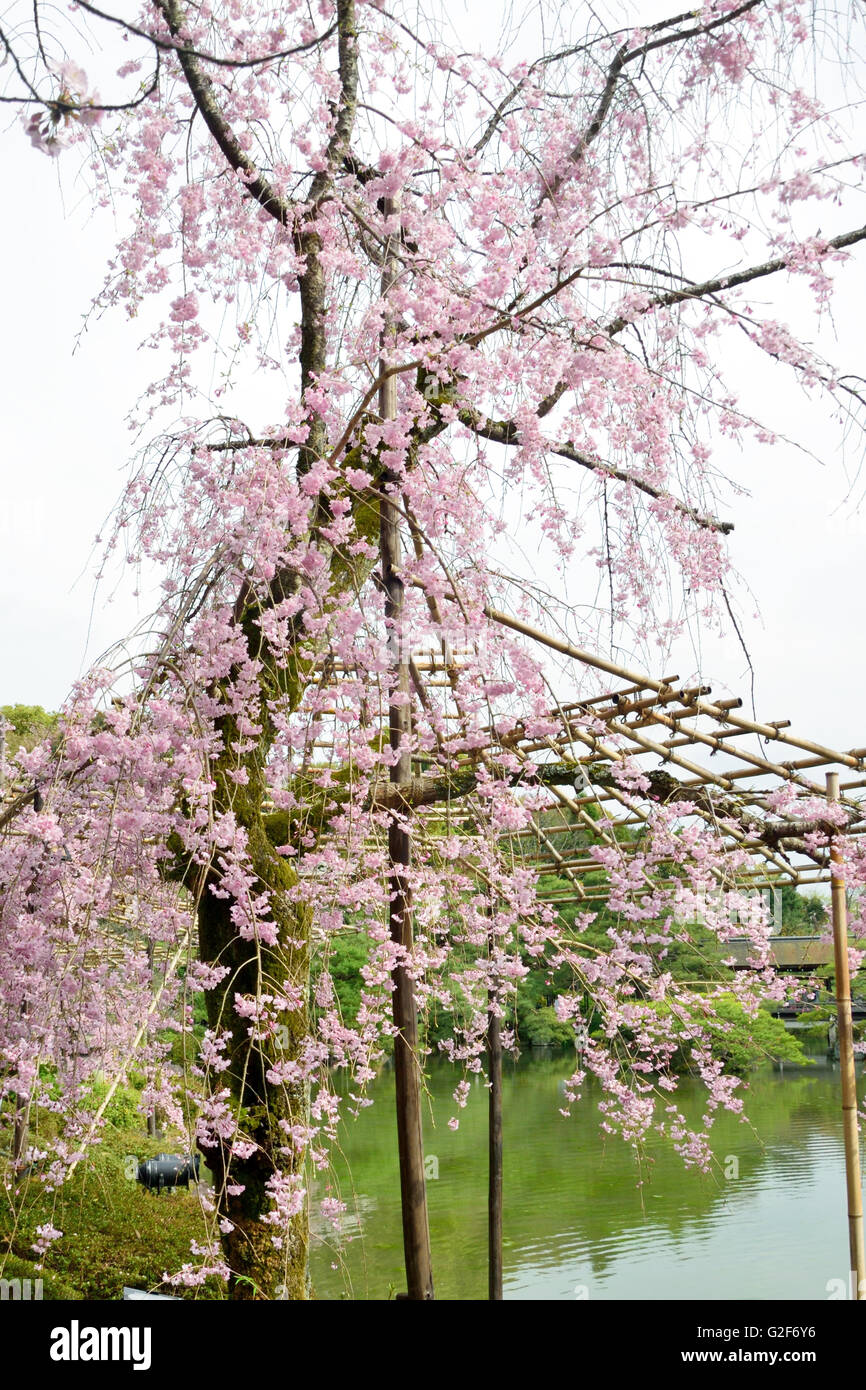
[0,1091,223,1300]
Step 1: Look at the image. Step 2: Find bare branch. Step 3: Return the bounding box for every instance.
[73,0,338,71]
[604,223,866,337]
[455,407,733,534]
[536,2,765,214]
[154,0,293,225]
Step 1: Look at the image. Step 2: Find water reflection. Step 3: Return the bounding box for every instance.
[309,1053,863,1301]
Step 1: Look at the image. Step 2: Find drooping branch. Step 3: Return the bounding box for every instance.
[154,0,293,226]
[605,224,866,338]
[0,20,161,115]
[455,407,734,534]
[78,0,338,70]
[536,1,765,214]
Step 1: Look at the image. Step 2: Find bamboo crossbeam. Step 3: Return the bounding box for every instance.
[781,752,866,773]
[484,606,866,769]
[560,723,807,881]
[557,678,678,709]
[632,707,839,791]
[593,684,711,719]
[654,723,757,747]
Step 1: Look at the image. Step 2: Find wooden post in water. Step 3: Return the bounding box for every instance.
[488,987,503,1300]
[379,193,434,1301]
[827,771,865,1299]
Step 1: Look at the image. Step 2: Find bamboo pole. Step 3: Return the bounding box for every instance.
[483,605,866,769]
[487,909,503,1301]
[628,705,835,788]
[488,1003,503,1300]
[827,771,866,1300]
[379,193,434,1301]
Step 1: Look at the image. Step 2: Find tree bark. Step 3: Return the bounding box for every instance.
[197,763,311,1300]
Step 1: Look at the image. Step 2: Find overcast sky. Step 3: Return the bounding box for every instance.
[2,2,866,765]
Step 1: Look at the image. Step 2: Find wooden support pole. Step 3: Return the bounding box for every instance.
[11,995,29,1168]
[487,905,503,1301]
[379,193,434,1302]
[488,1000,503,1301]
[827,771,866,1300]
[12,1093,29,1169]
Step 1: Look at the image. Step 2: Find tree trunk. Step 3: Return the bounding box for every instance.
[197,772,311,1300]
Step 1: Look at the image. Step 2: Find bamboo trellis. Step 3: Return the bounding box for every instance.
[299,617,866,1301]
[378,620,866,897]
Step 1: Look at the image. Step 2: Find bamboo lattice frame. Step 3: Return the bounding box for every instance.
[4,623,864,903]
[385,614,866,905]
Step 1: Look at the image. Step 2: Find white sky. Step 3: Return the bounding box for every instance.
[1,1,866,763]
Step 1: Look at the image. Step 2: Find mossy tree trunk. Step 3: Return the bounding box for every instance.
[197,754,311,1300]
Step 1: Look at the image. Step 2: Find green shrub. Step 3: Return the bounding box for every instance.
[520,1005,575,1049]
[646,994,809,1075]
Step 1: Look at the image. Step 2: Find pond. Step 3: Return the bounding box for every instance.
[309,1050,863,1301]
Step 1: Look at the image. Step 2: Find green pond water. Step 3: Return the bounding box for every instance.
[308,1051,864,1301]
